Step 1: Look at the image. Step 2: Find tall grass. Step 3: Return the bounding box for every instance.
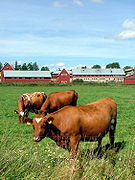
[0,85,135,179]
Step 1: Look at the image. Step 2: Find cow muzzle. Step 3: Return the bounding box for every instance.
[33,136,41,142]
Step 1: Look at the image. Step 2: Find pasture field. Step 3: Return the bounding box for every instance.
[0,85,135,179]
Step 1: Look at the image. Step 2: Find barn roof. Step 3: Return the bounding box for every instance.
[53,69,72,75]
[72,68,125,76]
[124,72,135,79]
[4,70,51,78]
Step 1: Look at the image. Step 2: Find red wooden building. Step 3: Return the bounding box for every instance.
[124,73,135,84]
[1,63,14,82]
[1,63,51,83]
[52,69,72,84]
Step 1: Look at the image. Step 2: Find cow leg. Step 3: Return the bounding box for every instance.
[109,119,116,148]
[96,138,102,156]
[69,135,81,158]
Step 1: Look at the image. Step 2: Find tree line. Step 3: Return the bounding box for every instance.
[0,61,49,71]
[0,61,133,72]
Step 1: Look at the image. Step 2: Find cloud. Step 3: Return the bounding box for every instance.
[53,1,66,8]
[70,64,87,69]
[88,0,104,3]
[73,0,83,6]
[122,19,135,29]
[116,19,135,40]
[56,62,65,67]
[117,30,135,40]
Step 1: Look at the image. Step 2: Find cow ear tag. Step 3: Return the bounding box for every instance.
[48,121,52,124]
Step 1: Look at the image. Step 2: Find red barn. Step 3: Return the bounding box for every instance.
[1,63,14,82]
[52,69,72,84]
[1,63,51,83]
[124,73,135,84]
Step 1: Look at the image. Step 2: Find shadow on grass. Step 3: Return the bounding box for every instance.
[78,141,125,160]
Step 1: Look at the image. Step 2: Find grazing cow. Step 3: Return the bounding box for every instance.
[14,92,47,123]
[38,90,78,115]
[25,97,117,157]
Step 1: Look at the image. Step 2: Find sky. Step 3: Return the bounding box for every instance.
[0,0,135,70]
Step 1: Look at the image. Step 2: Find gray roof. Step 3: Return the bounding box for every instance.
[4,70,51,78]
[53,70,72,75]
[72,68,125,75]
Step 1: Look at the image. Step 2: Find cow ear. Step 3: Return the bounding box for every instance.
[14,110,19,114]
[39,110,46,116]
[24,117,33,124]
[34,109,39,114]
[47,116,54,125]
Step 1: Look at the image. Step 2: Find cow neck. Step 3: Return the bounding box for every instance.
[47,123,61,142]
[18,98,24,112]
[23,92,44,105]
[23,93,31,102]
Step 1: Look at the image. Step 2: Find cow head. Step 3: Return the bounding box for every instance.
[25,114,53,142]
[14,110,27,123]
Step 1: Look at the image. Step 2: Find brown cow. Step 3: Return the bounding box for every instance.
[38,90,78,115]
[14,92,47,123]
[25,97,117,157]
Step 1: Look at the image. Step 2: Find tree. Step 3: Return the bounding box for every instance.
[41,66,49,71]
[123,66,132,70]
[27,62,33,71]
[17,65,22,70]
[33,62,39,71]
[92,64,101,69]
[14,61,22,70]
[22,63,28,70]
[14,61,19,70]
[106,62,120,69]
[81,66,87,69]
[0,62,2,71]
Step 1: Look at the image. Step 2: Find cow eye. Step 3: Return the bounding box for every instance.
[41,124,46,128]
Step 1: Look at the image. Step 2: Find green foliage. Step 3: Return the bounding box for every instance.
[0,62,3,71]
[106,62,120,69]
[27,62,34,71]
[14,61,22,70]
[72,78,84,84]
[124,66,132,70]
[33,62,39,71]
[92,64,101,69]
[21,63,28,70]
[41,66,49,71]
[0,85,135,179]
[81,66,87,69]
[14,62,39,71]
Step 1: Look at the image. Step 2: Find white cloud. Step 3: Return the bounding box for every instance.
[53,1,66,8]
[88,0,104,3]
[73,0,83,6]
[122,19,135,29]
[116,19,135,40]
[70,64,87,69]
[117,30,135,40]
[56,62,65,67]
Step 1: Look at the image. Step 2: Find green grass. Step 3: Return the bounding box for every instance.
[0,85,135,179]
